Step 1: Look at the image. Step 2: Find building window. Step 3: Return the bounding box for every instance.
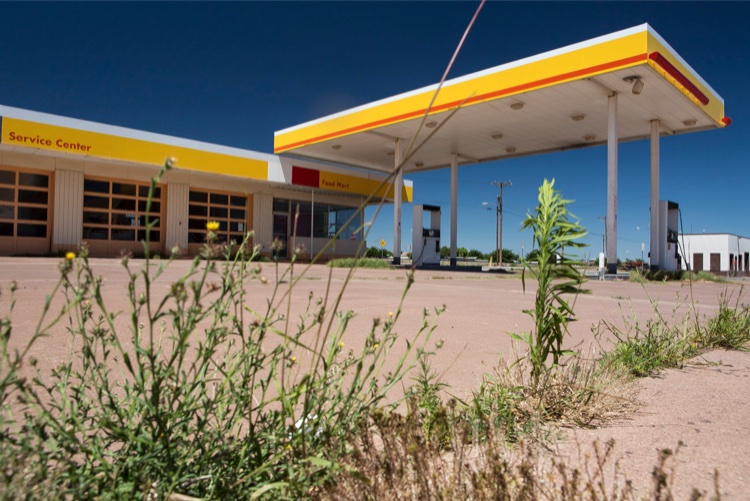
[188,189,247,244]
[82,178,162,243]
[274,198,360,240]
[0,169,50,238]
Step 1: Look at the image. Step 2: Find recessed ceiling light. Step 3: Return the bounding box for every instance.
[332,144,342,150]
[572,114,585,122]
[505,146,517,153]
[682,119,697,127]
[491,133,503,140]
[425,121,438,129]
[584,134,596,142]
[510,102,524,111]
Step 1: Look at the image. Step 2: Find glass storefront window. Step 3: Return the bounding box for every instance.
[275,198,361,241]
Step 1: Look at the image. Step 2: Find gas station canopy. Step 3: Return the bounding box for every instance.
[274,24,728,272]
[274,24,728,173]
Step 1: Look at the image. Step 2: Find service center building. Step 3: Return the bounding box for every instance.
[0,105,412,258]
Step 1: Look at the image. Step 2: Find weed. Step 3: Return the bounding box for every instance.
[327,257,392,269]
[629,270,646,283]
[599,290,749,377]
[684,271,729,283]
[0,162,436,500]
[598,315,697,377]
[408,347,451,448]
[515,179,588,388]
[695,292,750,350]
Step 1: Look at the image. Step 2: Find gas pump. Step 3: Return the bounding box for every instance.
[412,204,441,266]
[656,200,680,271]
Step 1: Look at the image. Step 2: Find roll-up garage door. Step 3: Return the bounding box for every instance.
[81,177,164,256]
[0,167,52,255]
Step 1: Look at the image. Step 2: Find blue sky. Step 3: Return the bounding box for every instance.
[2,2,748,260]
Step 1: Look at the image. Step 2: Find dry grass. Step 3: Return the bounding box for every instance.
[322,417,706,500]
[322,350,645,500]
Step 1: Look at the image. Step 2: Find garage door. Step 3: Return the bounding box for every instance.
[0,168,52,255]
[692,253,703,272]
[187,189,250,255]
[82,177,164,256]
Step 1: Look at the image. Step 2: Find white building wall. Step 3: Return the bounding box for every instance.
[680,234,749,274]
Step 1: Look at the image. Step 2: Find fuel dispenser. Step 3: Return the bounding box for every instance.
[412,204,441,266]
[655,200,680,271]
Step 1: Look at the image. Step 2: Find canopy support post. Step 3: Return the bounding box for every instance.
[606,92,619,274]
[650,119,660,271]
[450,153,458,267]
[393,138,402,265]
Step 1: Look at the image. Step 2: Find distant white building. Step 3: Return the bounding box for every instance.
[679,233,750,276]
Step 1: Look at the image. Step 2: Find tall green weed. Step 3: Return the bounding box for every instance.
[514,179,588,387]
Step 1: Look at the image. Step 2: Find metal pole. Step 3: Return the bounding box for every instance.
[491,180,511,267]
[393,139,402,265]
[498,195,503,266]
[606,92,618,274]
[450,153,458,267]
[495,204,499,265]
[650,119,660,270]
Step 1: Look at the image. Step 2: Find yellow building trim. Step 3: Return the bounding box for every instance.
[320,171,413,202]
[2,118,269,180]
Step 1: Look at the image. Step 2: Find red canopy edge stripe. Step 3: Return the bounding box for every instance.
[649,51,709,106]
[275,53,648,153]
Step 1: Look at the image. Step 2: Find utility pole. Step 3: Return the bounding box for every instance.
[491,181,511,266]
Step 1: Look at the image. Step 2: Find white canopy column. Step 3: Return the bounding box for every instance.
[649,119,660,270]
[606,92,619,274]
[393,138,402,265]
[450,153,458,267]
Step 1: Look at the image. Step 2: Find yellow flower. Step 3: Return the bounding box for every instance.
[388,312,394,318]
[65,252,76,260]
[339,341,345,348]
[291,356,297,363]
[206,221,220,231]
[373,343,379,350]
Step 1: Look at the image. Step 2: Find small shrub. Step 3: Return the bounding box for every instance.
[365,246,393,258]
